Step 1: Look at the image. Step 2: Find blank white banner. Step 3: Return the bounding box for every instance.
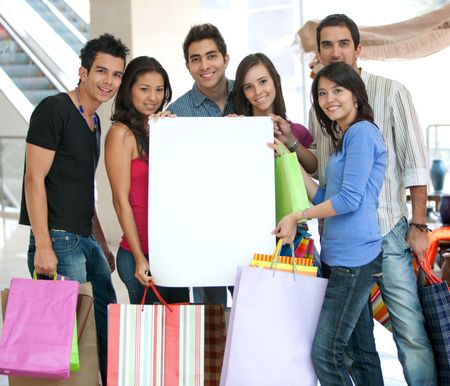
[148,117,276,286]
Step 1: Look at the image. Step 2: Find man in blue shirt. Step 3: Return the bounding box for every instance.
[169,23,234,117]
[169,24,234,306]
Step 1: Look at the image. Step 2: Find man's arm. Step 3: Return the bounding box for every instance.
[24,143,57,276]
[92,210,115,273]
[407,185,429,262]
[391,84,429,262]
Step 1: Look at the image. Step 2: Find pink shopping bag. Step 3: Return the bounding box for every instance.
[0,277,79,379]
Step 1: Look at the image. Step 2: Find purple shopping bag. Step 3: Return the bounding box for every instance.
[0,277,79,379]
[220,266,327,386]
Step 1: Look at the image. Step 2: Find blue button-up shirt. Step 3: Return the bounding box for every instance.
[168,79,235,117]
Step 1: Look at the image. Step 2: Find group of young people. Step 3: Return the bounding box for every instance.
[18,12,437,386]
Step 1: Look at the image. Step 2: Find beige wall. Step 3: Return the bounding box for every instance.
[90,0,202,246]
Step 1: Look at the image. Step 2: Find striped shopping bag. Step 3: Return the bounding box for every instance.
[108,303,205,386]
[107,283,226,386]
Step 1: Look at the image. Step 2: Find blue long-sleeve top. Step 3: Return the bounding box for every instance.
[311,120,387,267]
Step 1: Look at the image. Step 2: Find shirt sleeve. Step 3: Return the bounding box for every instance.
[391,84,428,188]
[330,123,382,215]
[290,122,313,147]
[26,97,64,150]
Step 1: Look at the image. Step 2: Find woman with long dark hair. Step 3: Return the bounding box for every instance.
[273,62,387,385]
[105,56,188,304]
[233,52,316,173]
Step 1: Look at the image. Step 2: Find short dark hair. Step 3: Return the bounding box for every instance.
[232,53,286,118]
[79,33,129,71]
[112,56,172,158]
[316,14,360,51]
[311,61,374,150]
[182,23,227,63]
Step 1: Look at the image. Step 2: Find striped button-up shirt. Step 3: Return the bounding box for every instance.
[309,69,428,236]
[168,79,235,117]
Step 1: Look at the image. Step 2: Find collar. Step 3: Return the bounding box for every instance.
[191,79,234,107]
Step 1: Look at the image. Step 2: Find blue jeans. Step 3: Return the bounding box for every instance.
[369,217,436,385]
[116,247,189,304]
[27,230,116,386]
[311,253,383,386]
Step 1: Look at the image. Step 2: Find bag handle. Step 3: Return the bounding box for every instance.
[32,272,64,281]
[417,260,442,285]
[270,239,297,279]
[140,280,173,312]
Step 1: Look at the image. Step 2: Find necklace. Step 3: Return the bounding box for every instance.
[75,86,99,128]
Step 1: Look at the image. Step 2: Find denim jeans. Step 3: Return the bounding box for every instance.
[27,230,116,386]
[311,253,383,386]
[116,247,189,304]
[373,217,437,385]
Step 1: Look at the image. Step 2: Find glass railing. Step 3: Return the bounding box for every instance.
[0,136,25,218]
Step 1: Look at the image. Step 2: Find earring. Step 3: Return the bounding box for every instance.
[354,101,358,109]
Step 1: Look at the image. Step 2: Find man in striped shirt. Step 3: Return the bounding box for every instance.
[309,14,437,385]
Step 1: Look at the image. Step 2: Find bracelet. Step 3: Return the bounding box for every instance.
[409,222,431,233]
[288,138,299,152]
[297,209,309,223]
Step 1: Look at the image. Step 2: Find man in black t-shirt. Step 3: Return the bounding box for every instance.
[19,34,129,386]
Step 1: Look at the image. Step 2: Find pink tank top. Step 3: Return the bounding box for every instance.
[119,156,149,254]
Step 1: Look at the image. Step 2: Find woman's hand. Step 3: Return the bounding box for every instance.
[271,115,296,146]
[150,110,176,120]
[267,137,289,156]
[135,256,151,286]
[272,212,298,245]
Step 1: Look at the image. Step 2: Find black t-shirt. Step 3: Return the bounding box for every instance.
[19,93,101,236]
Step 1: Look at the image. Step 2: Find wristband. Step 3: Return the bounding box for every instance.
[288,138,299,152]
[297,209,309,223]
[409,222,431,233]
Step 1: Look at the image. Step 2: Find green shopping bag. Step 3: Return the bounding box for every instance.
[70,318,80,371]
[275,145,309,223]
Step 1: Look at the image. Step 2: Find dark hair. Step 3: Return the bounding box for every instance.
[316,14,360,51]
[183,23,227,63]
[79,33,129,71]
[232,53,286,118]
[311,61,374,151]
[111,56,172,158]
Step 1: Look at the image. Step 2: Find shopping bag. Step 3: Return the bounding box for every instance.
[107,283,226,386]
[2,283,100,386]
[220,266,328,386]
[417,260,450,385]
[370,284,393,331]
[70,318,80,371]
[251,239,317,276]
[0,277,79,379]
[275,145,309,223]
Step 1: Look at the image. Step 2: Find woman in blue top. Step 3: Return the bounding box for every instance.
[273,62,387,386]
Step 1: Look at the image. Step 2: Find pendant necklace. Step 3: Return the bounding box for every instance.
[75,86,98,129]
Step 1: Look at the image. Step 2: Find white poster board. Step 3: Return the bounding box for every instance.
[148,117,275,286]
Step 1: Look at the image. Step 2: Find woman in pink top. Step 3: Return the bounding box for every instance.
[105,56,189,304]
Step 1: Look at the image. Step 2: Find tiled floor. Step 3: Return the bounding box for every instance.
[0,216,407,385]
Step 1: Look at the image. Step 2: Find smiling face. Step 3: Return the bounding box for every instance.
[186,38,229,96]
[79,52,125,107]
[131,71,165,119]
[318,26,361,71]
[242,62,276,116]
[317,76,357,131]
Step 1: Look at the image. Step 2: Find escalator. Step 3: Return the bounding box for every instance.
[0,21,60,106]
[0,0,88,214]
[25,0,88,54]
